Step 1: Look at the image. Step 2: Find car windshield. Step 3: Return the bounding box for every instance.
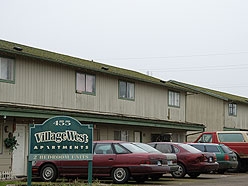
[178,143,202,153]
[132,143,162,153]
[121,143,148,153]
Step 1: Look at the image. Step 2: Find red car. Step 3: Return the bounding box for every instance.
[148,142,219,178]
[32,141,170,184]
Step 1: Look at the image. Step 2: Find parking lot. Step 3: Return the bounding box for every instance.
[154,173,248,186]
[89,172,248,186]
[2,172,247,186]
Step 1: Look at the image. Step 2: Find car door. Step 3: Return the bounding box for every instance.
[59,158,88,176]
[93,143,116,175]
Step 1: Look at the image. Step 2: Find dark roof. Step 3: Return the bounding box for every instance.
[0,39,190,92]
[169,80,248,104]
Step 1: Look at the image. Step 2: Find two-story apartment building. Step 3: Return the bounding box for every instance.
[168,81,248,142]
[0,40,204,178]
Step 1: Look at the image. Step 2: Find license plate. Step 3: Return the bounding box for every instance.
[157,161,162,166]
[209,157,213,162]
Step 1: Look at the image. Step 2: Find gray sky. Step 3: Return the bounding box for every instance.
[1,0,248,97]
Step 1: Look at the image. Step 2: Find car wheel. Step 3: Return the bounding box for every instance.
[111,167,129,184]
[171,163,186,178]
[188,172,200,178]
[237,157,247,173]
[40,164,57,182]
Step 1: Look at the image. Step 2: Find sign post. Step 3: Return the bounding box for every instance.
[27,116,93,186]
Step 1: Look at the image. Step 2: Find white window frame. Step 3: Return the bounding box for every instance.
[228,103,237,116]
[119,80,135,100]
[168,90,180,107]
[0,57,14,82]
[76,72,96,95]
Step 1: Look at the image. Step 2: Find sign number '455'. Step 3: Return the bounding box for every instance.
[53,120,71,126]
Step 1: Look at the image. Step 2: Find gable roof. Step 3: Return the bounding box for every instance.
[0,39,190,92]
[168,80,248,104]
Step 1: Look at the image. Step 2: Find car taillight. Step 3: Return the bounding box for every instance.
[224,154,230,161]
[140,160,151,164]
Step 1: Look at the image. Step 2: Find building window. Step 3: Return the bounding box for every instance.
[76,72,96,94]
[119,80,135,100]
[114,130,129,141]
[0,57,14,82]
[229,103,237,116]
[168,91,180,107]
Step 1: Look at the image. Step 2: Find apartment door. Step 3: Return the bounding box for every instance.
[134,131,141,142]
[12,125,27,176]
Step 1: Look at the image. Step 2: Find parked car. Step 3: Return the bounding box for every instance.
[131,142,179,180]
[148,142,219,178]
[188,143,238,173]
[194,131,248,172]
[32,141,170,184]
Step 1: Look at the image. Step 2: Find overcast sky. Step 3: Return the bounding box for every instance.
[1,0,248,97]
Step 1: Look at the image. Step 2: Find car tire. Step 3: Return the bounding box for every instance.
[237,157,247,173]
[171,163,186,178]
[188,172,200,178]
[40,164,57,182]
[111,167,129,184]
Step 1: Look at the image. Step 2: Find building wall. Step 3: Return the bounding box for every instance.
[186,93,225,142]
[0,55,186,122]
[224,103,248,130]
[0,54,187,173]
[186,93,248,142]
[186,93,224,131]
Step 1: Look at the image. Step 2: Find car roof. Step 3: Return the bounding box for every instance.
[148,142,181,145]
[188,143,219,146]
[188,143,228,148]
[203,131,248,134]
[94,140,126,143]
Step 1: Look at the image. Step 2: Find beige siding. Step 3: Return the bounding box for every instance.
[168,93,186,122]
[0,56,186,122]
[186,93,224,131]
[1,56,75,108]
[224,103,248,129]
[186,93,248,133]
[186,94,248,142]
